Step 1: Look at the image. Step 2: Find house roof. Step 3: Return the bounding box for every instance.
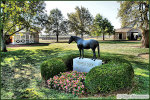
[115,27,132,33]
[6,31,39,35]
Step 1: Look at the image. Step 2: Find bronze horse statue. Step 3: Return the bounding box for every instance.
[68,36,100,61]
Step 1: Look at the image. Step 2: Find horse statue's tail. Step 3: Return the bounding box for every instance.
[97,43,100,57]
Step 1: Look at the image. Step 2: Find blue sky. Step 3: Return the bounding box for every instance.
[45,1,121,29]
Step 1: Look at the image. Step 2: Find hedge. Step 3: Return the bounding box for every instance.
[40,58,67,80]
[84,59,134,94]
[60,53,94,71]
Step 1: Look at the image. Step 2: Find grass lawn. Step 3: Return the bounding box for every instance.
[1,40,149,99]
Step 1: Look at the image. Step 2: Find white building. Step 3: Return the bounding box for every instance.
[7,32,39,44]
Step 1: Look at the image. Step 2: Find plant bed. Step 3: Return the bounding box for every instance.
[47,71,87,96]
[42,54,134,96]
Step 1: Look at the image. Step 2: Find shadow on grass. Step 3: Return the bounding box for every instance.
[50,40,141,44]
[132,75,149,94]
[1,48,61,64]
[7,43,51,47]
[1,48,62,99]
[54,41,69,43]
[39,88,76,99]
[98,40,141,44]
[56,49,149,70]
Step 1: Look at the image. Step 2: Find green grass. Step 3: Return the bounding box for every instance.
[1,40,149,99]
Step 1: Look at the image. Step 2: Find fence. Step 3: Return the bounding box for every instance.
[39,36,70,40]
[39,36,92,40]
[39,35,114,41]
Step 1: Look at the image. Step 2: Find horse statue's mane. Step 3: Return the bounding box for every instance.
[72,36,82,39]
[70,36,83,42]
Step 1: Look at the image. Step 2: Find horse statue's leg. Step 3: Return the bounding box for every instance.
[92,48,96,61]
[82,49,84,59]
[79,49,81,59]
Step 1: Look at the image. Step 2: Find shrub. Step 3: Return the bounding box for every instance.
[137,37,142,40]
[85,59,134,94]
[47,71,87,96]
[127,36,130,40]
[20,88,43,99]
[40,58,67,80]
[61,54,92,71]
[61,54,78,71]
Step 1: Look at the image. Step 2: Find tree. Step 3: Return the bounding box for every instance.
[117,1,149,48]
[91,14,114,40]
[45,8,68,42]
[90,14,103,38]
[68,6,93,39]
[0,1,47,52]
[106,21,115,38]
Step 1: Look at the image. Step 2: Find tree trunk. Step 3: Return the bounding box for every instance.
[1,35,7,52]
[56,34,58,42]
[1,2,7,52]
[56,27,59,42]
[1,22,7,52]
[141,30,149,48]
[103,33,105,40]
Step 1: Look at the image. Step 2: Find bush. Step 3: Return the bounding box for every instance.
[85,59,134,94]
[61,54,92,71]
[20,88,43,99]
[61,54,78,71]
[40,58,67,80]
[137,36,142,40]
[47,71,87,96]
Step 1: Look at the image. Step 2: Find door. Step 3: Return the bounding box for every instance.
[131,33,134,40]
[119,33,122,39]
[29,35,34,43]
[14,35,21,44]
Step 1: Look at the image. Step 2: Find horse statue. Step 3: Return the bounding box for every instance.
[68,36,100,61]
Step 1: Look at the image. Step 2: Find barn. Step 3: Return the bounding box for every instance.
[114,27,142,40]
[6,32,39,44]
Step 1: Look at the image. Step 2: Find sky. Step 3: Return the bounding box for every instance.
[44,1,121,30]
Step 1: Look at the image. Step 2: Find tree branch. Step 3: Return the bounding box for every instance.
[4,24,16,35]
[5,27,25,40]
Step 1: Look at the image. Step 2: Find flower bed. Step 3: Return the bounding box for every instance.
[45,54,134,96]
[47,71,87,96]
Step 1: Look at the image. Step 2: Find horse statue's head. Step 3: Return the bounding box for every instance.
[68,36,75,44]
